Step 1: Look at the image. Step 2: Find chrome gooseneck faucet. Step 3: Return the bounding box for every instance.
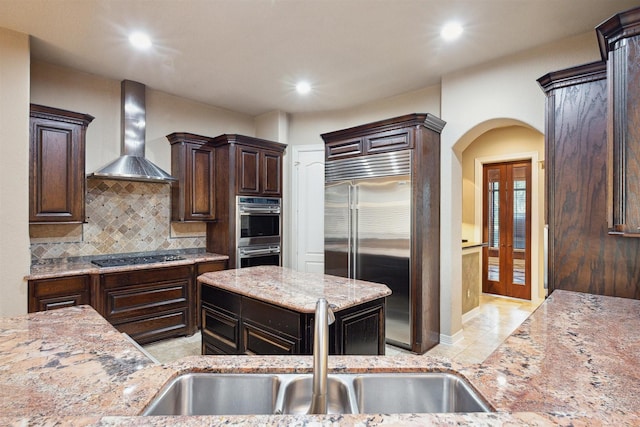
[308,298,335,414]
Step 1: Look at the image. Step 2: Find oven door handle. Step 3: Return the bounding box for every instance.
[239,207,281,214]
[240,247,279,256]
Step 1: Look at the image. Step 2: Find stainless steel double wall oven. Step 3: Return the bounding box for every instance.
[236,196,282,268]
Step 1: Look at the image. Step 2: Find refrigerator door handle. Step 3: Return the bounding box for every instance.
[347,184,353,279]
[351,184,358,279]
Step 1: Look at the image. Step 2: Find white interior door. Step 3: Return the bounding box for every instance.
[292,145,325,273]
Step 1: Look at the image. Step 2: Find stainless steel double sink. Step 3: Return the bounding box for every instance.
[142,372,493,416]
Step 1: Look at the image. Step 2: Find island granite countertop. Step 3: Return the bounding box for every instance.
[1,290,639,426]
[197,265,392,313]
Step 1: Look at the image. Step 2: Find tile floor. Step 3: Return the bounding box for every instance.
[142,294,542,365]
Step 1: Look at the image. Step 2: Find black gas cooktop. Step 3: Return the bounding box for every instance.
[91,254,186,267]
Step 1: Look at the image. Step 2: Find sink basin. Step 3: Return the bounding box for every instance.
[142,372,492,416]
[352,373,492,413]
[142,373,280,415]
[277,375,355,414]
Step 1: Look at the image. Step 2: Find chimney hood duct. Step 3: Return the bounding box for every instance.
[88,80,176,183]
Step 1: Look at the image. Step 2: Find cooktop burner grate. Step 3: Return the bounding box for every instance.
[91,254,186,267]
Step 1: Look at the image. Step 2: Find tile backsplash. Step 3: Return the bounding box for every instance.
[30,179,206,261]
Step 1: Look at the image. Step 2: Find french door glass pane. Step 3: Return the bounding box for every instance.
[512,167,527,285]
[487,171,500,282]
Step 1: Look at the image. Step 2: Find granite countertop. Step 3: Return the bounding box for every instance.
[26,250,229,280]
[1,290,639,425]
[462,241,487,249]
[197,265,392,313]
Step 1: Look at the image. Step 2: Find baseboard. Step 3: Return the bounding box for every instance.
[462,306,480,323]
[439,329,464,346]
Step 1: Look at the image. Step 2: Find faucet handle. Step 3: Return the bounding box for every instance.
[327,305,336,325]
[316,298,336,325]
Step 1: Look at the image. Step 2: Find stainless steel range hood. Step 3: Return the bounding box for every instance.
[88,80,176,183]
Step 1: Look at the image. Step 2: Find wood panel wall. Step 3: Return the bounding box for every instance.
[539,62,640,299]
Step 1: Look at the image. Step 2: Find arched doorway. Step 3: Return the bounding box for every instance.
[459,123,544,315]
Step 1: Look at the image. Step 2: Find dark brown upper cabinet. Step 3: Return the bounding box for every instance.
[29,104,94,224]
[205,134,286,267]
[597,7,640,235]
[167,132,217,222]
[235,143,283,196]
[211,134,286,197]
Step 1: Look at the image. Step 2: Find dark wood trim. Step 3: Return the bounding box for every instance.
[537,61,606,93]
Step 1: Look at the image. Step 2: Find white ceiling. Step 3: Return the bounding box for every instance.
[0,0,638,116]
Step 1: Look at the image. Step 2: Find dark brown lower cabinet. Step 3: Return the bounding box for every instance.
[28,275,91,312]
[200,284,385,355]
[28,260,227,344]
[96,265,196,344]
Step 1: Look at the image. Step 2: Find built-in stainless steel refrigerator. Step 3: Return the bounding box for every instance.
[325,150,412,349]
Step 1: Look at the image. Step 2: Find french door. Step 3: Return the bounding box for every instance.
[482,160,531,300]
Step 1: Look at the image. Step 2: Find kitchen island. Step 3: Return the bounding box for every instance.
[0,290,639,425]
[197,266,392,355]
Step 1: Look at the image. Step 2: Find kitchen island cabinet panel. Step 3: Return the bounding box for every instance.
[202,304,240,354]
[335,301,385,355]
[28,274,91,312]
[195,259,227,328]
[198,266,390,356]
[242,320,300,355]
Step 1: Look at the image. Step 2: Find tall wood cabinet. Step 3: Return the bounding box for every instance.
[538,62,640,299]
[167,132,217,222]
[597,7,640,236]
[29,104,94,223]
[206,134,287,267]
[321,113,445,354]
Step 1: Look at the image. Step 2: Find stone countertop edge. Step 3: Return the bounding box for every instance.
[197,265,392,313]
[462,241,488,249]
[1,290,639,425]
[25,251,229,280]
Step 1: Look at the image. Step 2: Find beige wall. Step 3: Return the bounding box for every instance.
[0,27,30,316]
[288,85,441,146]
[30,61,257,174]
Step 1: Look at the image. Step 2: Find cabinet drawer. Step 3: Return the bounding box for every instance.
[116,309,188,344]
[242,297,301,339]
[28,275,91,313]
[201,285,240,313]
[243,321,299,355]
[202,305,240,353]
[364,129,411,154]
[325,138,364,160]
[101,265,192,289]
[104,281,189,321]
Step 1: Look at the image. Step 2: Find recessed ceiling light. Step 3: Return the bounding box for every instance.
[129,31,152,49]
[441,22,463,41]
[296,81,312,95]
